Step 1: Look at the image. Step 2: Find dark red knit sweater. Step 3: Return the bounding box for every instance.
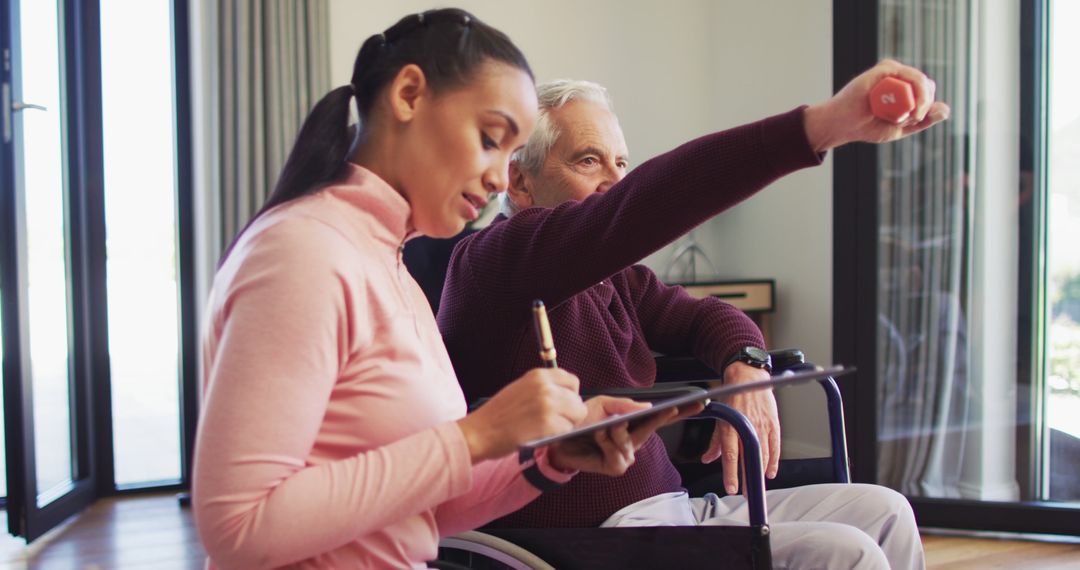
[437,107,823,528]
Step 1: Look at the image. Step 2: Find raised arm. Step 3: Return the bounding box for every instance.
[449,107,821,313]
[445,59,948,316]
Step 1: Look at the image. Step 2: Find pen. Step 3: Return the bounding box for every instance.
[532,299,558,368]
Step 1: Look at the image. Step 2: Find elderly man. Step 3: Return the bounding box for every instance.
[438,61,945,569]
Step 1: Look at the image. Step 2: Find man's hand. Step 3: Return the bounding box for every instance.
[701,361,779,495]
[547,396,682,476]
[803,59,950,153]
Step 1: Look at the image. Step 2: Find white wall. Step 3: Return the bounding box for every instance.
[691,1,835,455]
[328,0,834,455]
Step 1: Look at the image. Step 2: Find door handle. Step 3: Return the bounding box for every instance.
[12,101,47,112]
[2,81,47,142]
[2,82,9,142]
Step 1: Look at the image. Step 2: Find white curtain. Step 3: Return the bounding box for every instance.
[875,0,974,498]
[198,0,331,265]
[189,0,331,401]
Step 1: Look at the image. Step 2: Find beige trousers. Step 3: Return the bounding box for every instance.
[601,483,924,570]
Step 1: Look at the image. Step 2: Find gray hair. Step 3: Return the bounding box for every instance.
[501,79,615,216]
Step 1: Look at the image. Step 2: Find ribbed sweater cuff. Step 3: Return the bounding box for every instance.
[761,106,827,176]
[533,446,578,484]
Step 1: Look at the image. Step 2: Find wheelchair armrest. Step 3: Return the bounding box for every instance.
[775,360,851,484]
[769,348,807,372]
[653,348,806,384]
[653,347,850,485]
[653,354,720,383]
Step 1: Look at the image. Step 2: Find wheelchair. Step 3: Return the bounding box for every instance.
[404,235,850,569]
[430,350,850,570]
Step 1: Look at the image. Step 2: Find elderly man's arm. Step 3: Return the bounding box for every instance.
[445,60,947,315]
[627,264,780,494]
[447,108,823,313]
[626,265,762,370]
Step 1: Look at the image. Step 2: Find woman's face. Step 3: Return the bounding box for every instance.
[397,61,538,238]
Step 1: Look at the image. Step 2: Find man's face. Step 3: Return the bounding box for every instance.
[522,99,629,208]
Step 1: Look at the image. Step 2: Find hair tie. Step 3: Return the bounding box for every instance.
[457,13,472,51]
[416,12,425,25]
[348,83,357,96]
[377,32,386,46]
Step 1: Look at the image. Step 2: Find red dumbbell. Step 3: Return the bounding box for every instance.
[869,77,916,123]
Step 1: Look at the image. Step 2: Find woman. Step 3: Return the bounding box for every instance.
[192,9,681,569]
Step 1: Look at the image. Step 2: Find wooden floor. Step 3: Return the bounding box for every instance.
[0,494,204,569]
[921,533,1080,570]
[0,494,1076,568]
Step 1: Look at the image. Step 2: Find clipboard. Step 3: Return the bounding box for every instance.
[520,364,855,449]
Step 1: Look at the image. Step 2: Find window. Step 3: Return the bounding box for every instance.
[1045,0,1080,502]
[833,0,1078,534]
[100,0,183,488]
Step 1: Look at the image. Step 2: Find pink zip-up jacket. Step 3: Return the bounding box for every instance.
[193,164,572,569]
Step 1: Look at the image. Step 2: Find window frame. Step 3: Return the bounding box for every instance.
[1,0,106,540]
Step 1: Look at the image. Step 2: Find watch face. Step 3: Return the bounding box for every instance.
[746,347,770,362]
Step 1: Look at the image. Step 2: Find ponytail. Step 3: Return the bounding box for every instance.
[218,85,355,265]
[259,85,355,216]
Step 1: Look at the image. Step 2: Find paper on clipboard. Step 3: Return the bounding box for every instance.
[520,365,855,450]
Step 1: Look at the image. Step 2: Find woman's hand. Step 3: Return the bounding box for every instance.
[546,396,688,476]
[803,58,951,152]
[456,368,586,463]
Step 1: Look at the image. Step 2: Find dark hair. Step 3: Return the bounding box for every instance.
[221,8,532,264]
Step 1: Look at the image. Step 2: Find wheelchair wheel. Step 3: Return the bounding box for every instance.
[434,531,556,570]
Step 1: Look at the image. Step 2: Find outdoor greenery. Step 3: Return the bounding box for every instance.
[1049,319,1080,396]
[1050,270,1080,396]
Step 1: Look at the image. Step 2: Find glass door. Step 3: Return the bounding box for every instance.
[100,0,184,490]
[873,0,1080,508]
[874,0,981,503]
[834,0,1079,535]
[2,0,193,540]
[1,0,101,541]
[1044,0,1080,503]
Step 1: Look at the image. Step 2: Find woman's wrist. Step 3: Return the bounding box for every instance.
[455,417,492,464]
[545,445,578,474]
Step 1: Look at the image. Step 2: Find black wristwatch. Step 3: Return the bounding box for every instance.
[724,346,772,373]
